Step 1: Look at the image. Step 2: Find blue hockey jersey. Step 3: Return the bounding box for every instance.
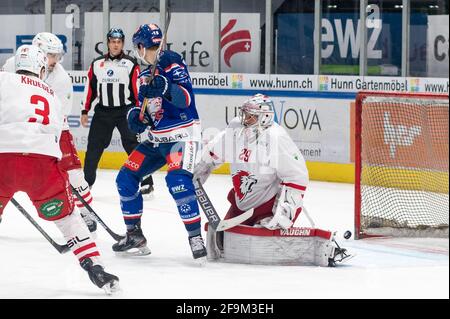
[138,50,201,143]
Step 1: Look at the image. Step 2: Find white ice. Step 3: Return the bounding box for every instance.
[0,170,448,299]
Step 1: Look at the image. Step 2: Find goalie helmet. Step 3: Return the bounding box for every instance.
[239,94,275,129]
[15,45,48,79]
[32,32,64,58]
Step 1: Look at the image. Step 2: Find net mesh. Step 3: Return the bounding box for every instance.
[358,95,449,237]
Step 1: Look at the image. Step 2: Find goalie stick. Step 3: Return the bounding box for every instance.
[139,9,172,122]
[194,180,253,231]
[71,186,125,241]
[10,198,70,254]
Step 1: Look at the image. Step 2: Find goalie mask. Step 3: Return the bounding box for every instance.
[15,45,48,80]
[239,94,275,129]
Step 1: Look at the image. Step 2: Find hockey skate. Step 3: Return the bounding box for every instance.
[189,234,207,263]
[112,225,151,256]
[80,258,120,295]
[328,240,354,267]
[80,211,97,233]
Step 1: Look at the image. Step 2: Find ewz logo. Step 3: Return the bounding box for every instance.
[16,34,68,53]
[220,19,252,68]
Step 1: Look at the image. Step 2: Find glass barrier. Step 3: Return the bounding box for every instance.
[274,0,315,74]
[52,0,103,71]
[366,1,402,76]
[0,0,45,68]
[410,0,449,78]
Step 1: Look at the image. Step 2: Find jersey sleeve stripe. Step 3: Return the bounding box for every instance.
[281,182,307,191]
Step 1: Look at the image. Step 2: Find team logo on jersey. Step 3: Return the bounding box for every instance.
[232,171,257,201]
[39,199,64,218]
[220,19,252,68]
[107,69,114,77]
[172,68,189,81]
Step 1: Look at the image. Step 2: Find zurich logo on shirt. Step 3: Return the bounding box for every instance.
[107,69,114,77]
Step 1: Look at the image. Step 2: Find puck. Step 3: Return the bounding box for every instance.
[343,230,352,239]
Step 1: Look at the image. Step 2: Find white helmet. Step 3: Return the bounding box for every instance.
[32,32,64,58]
[239,94,275,128]
[15,45,48,79]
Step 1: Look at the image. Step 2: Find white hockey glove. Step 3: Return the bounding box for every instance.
[260,184,304,230]
[193,160,215,185]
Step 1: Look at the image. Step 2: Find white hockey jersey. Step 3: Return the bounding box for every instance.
[0,72,64,158]
[200,118,309,212]
[2,57,73,130]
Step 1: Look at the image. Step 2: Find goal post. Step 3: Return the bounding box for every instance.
[355,91,449,239]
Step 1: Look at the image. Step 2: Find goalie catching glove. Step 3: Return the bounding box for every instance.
[260,184,304,230]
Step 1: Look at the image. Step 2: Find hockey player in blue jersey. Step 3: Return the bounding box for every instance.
[112,23,206,260]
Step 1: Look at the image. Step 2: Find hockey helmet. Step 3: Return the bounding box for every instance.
[32,32,64,61]
[107,28,125,41]
[132,23,163,49]
[15,45,48,80]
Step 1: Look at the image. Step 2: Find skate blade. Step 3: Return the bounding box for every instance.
[115,246,151,257]
[142,192,154,200]
[335,252,355,264]
[194,256,207,266]
[103,280,121,295]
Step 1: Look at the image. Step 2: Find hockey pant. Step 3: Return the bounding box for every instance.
[58,130,94,216]
[0,153,102,265]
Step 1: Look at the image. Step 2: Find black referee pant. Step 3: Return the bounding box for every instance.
[83,105,153,187]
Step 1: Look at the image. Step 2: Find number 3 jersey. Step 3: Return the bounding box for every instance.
[200,118,309,212]
[0,72,64,159]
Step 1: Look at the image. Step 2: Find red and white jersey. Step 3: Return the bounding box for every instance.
[2,57,73,130]
[0,72,64,158]
[202,118,309,211]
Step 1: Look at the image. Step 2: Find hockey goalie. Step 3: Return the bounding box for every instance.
[195,94,350,267]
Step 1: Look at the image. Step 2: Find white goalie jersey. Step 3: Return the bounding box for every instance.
[200,117,309,212]
[0,72,64,158]
[2,57,73,130]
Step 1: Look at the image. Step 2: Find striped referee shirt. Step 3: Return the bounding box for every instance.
[82,52,139,114]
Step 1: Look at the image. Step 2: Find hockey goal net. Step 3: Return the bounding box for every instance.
[355,92,449,238]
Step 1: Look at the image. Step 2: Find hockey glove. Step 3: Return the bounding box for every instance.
[260,184,304,230]
[139,74,171,100]
[193,160,215,185]
[127,107,149,134]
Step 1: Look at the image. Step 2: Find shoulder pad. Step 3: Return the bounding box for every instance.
[158,50,185,69]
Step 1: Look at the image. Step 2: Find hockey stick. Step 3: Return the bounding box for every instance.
[139,9,172,122]
[71,186,125,241]
[194,180,252,231]
[10,198,70,254]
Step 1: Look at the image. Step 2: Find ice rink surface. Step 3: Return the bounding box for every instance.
[0,170,448,299]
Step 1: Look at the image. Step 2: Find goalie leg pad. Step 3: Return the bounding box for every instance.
[224,189,275,226]
[215,225,336,267]
[166,171,201,237]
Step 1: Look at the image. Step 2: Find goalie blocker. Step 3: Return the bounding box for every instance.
[205,224,350,267]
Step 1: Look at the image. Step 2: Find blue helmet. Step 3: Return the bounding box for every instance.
[132,24,162,49]
[107,28,125,41]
